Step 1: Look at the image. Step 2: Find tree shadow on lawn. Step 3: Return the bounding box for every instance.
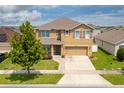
[5,74,41,83]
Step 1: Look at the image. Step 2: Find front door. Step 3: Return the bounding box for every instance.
[54,45,61,55]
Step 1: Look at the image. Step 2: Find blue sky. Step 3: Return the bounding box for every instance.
[0,5,124,26]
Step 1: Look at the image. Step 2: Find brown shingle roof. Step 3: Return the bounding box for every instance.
[95,30,124,44]
[38,17,92,30]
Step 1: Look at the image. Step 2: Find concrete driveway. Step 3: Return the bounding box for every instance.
[64,56,95,70]
[57,56,112,87]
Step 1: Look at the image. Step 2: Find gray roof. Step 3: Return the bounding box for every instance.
[38,17,93,30]
[95,30,124,45]
[41,38,63,45]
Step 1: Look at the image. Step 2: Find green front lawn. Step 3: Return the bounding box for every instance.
[92,48,124,70]
[0,58,59,70]
[101,74,124,85]
[0,74,63,84]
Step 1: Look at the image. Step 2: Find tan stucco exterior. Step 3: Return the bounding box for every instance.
[61,25,92,45]
[39,24,93,57]
[50,30,58,39]
[60,25,92,56]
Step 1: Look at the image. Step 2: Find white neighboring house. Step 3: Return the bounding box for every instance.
[92,29,101,38]
[95,30,124,56]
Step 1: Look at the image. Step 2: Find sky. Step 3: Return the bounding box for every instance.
[0,5,124,26]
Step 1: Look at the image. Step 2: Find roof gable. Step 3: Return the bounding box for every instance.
[38,17,92,30]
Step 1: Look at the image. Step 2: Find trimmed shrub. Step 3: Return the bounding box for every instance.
[117,48,124,62]
[61,55,65,58]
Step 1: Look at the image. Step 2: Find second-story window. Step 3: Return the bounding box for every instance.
[84,29,92,39]
[65,31,69,36]
[75,29,80,39]
[41,30,50,37]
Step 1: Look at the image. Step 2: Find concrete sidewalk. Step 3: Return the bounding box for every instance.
[0,69,123,74]
[57,74,112,86]
[0,70,63,74]
[0,84,123,88]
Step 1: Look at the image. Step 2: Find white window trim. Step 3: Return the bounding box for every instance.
[65,30,69,36]
[84,29,91,39]
[41,30,50,37]
[75,29,80,39]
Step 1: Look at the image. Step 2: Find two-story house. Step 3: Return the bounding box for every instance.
[35,17,93,57]
[0,27,21,53]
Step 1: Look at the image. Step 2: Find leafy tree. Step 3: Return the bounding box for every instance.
[8,21,47,74]
[117,48,124,62]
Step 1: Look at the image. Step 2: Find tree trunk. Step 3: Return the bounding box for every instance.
[27,66,30,74]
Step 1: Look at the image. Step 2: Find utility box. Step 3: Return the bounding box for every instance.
[92,44,98,52]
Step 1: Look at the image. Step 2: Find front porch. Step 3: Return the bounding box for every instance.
[41,37,63,56]
[44,45,62,56]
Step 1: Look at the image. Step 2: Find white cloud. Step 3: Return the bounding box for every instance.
[117,8,124,13]
[0,5,124,26]
[0,5,58,26]
[0,9,42,26]
[0,5,30,13]
[33,5,59,9]
[73,9,124,26]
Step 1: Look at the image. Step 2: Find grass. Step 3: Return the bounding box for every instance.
[101,74,124,85]
[0,58,59,70]
[0,74,63,84]
[92,48,124,70]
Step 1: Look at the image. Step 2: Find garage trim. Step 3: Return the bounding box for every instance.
[64,46,88,56]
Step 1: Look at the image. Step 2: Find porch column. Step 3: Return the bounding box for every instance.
[51,45,54,56]
[35,29,39,40]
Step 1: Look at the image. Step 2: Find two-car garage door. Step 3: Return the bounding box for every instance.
[65,46,88,55]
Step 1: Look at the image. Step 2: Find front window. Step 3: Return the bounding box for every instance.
[65,31,69,36]
[41,30,50,37]
[119,45,124,48]
[44,45,51,54]
[75,29,80,39]
[84,29,92,39]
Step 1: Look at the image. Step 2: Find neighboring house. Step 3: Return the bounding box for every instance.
[88,24,101,38]
[92,29,101,38]
[95,30,124,56]
[36,17,93,57]
[0,27,20,53]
